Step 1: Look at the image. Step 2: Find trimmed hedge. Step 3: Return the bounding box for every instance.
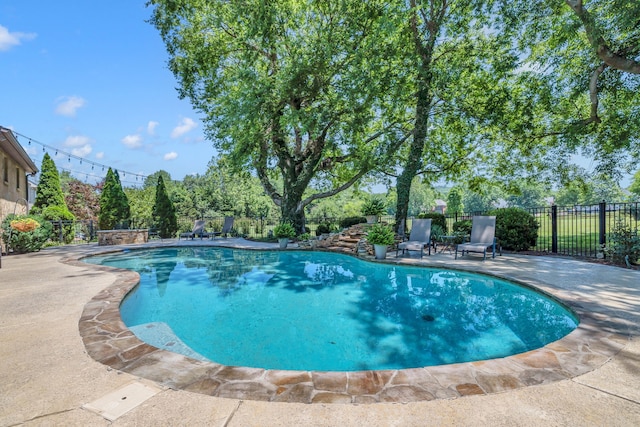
[339,216,367,229]
[490,208,538,251]
[417,212,447,234]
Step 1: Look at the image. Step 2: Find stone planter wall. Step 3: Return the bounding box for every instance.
[97,229,148,246]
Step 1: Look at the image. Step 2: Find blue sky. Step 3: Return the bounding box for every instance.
[0,1,210,187]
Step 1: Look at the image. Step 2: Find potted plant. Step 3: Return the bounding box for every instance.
[273,222,296,248]
[366,223,395,259]
[361,198,386,224]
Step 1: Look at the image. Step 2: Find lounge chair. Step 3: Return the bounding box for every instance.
[455,216,499,260]
[396,218,432,258]
[179,219,207,240]
[211,216,234,239]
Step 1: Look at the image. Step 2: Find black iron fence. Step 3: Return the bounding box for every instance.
[45,201,639,258]
[443,201,639,258]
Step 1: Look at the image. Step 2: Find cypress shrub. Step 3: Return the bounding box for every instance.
[99,168,130,229]
[152,175,178,238]
[32,153,67,212]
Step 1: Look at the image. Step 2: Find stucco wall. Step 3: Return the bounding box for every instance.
[1,150,31,253]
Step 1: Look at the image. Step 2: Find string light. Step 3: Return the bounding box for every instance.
[10,129,150,186]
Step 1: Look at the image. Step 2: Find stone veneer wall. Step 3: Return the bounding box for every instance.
[97,229,148,246]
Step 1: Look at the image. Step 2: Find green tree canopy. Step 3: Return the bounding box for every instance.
[501,0,640,179]
[629,170,640,201]
[149,0,408,232]
[447,187,464,215]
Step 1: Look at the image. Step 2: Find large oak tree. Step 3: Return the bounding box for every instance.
[148,0,408,231]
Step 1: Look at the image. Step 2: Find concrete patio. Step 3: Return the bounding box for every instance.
[1,239,639,426]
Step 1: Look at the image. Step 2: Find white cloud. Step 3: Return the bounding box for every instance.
[71,144,92,157]
[63,135,91,147]
[121,134,142,149]
[55,96,86,117]
[170,117,197,138]
[147,121,159,135]
[164,151,178,160]
[95,152,104,159]
[0,24,36,51]
[63,135,92,157]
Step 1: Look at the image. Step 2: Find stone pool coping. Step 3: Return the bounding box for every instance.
[69,240,634,404]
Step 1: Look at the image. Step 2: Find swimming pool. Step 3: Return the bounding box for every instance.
[85,247,578,371]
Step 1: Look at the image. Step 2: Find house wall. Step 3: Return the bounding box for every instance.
[1,150,31,252]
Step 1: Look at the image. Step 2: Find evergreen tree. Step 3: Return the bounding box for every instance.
[113,169,130,221]
[152,175,178,238]
[99,168,130,229]
[31,153,69,214]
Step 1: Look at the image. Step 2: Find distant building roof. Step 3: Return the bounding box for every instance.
[434,199,447,206]
[0,126,38,174]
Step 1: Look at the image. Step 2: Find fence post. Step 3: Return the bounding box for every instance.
[551,205,558,253]
[599,200,606,253]
[58,220,63,242]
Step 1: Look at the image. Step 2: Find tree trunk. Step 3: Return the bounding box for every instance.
[280,174,307,234]
[394,79,432,232]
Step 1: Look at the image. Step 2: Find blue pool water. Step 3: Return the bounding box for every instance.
[85,248,578,371]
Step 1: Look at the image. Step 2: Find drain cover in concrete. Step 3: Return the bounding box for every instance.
[82,381,163,421]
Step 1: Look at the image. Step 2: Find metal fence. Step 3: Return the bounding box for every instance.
[443,201,639,258]
[46,201,639,258]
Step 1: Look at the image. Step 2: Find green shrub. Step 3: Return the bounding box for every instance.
[273,222,296,239]
[297,232,311,241]
[431,224,445,242]
[490,208,539,251]
[339,216,367,228]
[417,212,447,234]
[234,218,252,237]
[604,220,640,265]
[449,220,472,244]
[452,219,472,234]
[1,214,53,253]
[41,205,75,243]
[315,222,333,236]
[366,223,395,246]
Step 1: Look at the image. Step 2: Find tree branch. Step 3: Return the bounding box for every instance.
[565,0,640,74]
[584,62,606,124]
